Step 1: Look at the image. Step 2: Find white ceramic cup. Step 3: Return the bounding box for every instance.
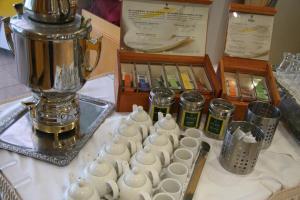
[153,193,175,200]
[173,148,194,169]
[179,137,200,160]
[185,128,203,141]
[165,162,188,185]
[158,178,182,200]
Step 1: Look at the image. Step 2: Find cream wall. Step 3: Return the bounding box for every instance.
[270,0,300,64]
[206,0,231,66]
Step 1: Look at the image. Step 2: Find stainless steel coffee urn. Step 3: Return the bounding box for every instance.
[2,1,101,135]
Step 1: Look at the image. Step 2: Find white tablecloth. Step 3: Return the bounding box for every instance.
[0,74,299,200]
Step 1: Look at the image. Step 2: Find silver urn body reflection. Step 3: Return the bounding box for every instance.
[2,2,102,135]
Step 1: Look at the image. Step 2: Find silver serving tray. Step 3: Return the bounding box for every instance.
[0,95,115,166]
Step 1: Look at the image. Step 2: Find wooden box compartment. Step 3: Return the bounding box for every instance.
[115,51,221,112]
[217,56,280,120]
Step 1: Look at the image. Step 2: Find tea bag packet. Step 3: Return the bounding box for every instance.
[233,126,256,143]
[178,66,196,90]
[149,64,167,88]
[165,65,182,90]
[136,64,151,92]
[121,63,136,92]
[253,76,270,101]
[242,134,257,143]
[225,72,240,98]
[192,67,212,92]
[238,73,256,101]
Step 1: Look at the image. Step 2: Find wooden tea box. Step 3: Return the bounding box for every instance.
[217,3,280,120]
[115,0,221,112]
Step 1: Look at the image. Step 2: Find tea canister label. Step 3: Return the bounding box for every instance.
[180,111,201,129]
[205,114,225,136]
[151,106,170,122]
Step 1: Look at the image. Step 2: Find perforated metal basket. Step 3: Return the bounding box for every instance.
[246,101,281,149]
[219,121,265,175]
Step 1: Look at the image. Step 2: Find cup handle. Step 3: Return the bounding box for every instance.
[139,192,152,200]
[147,169,160,187]
[140,124,148,139]
[114,160,124,176]
[127,140,137,155]
[137,142,143,151]
[105,180,119,199]
[160,150,171,167]
[169,134,179,149]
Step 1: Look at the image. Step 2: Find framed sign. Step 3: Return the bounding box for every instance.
[225,11,275,61]
[121,0,210,56]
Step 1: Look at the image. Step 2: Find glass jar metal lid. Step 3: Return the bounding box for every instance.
[149,87,175,106]
[9,14,91,40]
[180,90,205,111]
[209,98,235,117]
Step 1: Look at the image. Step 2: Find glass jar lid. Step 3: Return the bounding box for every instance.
[209,98,235,116]
[149,87,175,106]
[180,90,205,110]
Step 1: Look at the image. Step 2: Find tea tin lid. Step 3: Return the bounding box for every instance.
[210,98,235,115]
[150,87,175,106]
[180,90,205,110]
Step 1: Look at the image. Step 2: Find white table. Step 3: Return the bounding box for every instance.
[0,74,299,200]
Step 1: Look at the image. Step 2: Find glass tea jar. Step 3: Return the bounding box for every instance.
[177,90,205,130]
[204,98,235,140]
[149,87,175,122]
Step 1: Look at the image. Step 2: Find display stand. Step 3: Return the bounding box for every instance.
[115,0,221,112]
[217,3,280,120]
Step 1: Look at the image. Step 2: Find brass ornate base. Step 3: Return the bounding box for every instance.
[33,120,79,135]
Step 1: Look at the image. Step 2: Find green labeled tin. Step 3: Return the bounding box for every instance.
[204,98,235,140]
[177,90,205,130]
[149,87,175,122]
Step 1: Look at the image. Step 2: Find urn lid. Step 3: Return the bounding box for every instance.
[9,12,91,40]
[24,0,77,24]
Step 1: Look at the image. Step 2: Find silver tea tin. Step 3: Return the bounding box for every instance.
[204,98,235,140]
[177,90,205,130]
[149,87,175,122]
